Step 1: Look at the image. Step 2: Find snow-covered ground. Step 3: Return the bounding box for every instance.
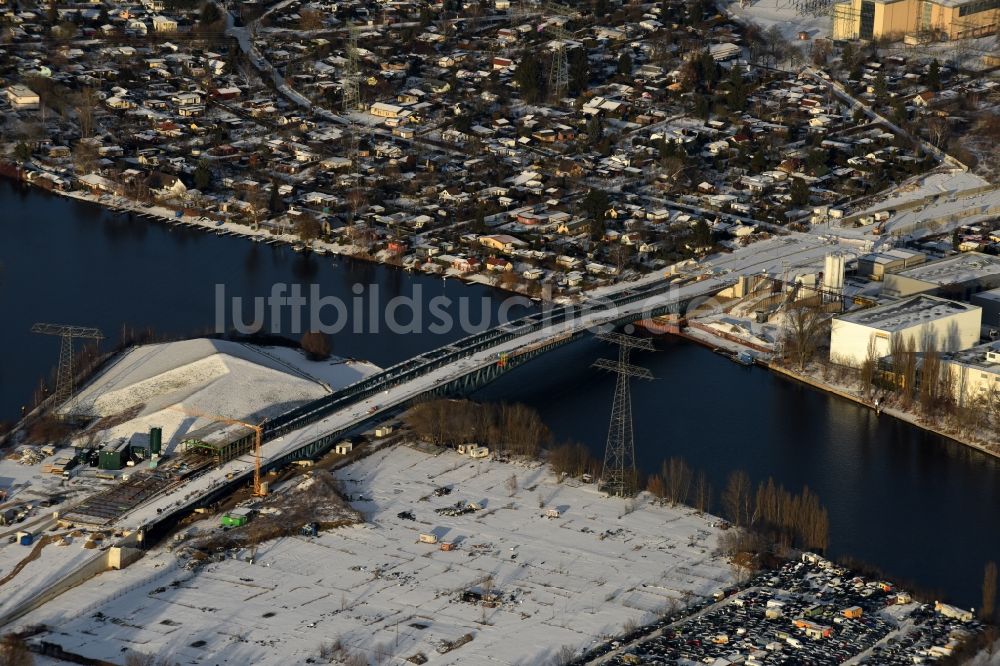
[853,170,991,217]
[253,344,380,390]
[722,0,830,39]
[17,445,733,665]
[64,339,380,457]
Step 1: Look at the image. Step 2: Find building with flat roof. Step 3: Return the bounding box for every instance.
[942,340,1000,407]
[830,294,981,366]
[970,287,1000,332]
[882,252,1000,300]
[6,84,39,109]
[370,102,405,118]
[857,249,925,280]
[832,0,998,41]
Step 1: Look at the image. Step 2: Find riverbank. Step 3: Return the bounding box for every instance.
[769,362,1000,462]
[654,319,1000,463]
[3,172,562,302]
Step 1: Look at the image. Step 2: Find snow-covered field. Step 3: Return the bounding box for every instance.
[722,0,831,39]
[18,445,733,665]
[854,170,991,217]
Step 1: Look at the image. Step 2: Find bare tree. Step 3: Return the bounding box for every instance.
[662,457,693,506]
[76,87,96,139]
[296,214,322,244]
[919,339,945,417]
[925,116,951,148]
[646,473,666,502]
[693,471,712,513]
[0,635,34,666]
[300,331,331,360]
[983,561,997,622]
[782,301,828,370]
[722,470,753,528]
[810,39,832,68]
[73,140,99,175]
[893,335,919,408]
[763,25,787,68]
[299,8,325,30]
[859,335,880,399]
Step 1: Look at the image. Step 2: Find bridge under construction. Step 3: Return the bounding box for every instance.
[114,234,841,541]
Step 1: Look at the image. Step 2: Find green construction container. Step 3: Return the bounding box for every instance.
[98,450,125,470]
[221,513,248,527]
[150,427,163,455]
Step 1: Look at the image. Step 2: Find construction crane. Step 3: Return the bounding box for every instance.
[170,405,267,497]
[30,323,104,406]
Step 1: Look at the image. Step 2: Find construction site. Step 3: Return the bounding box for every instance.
[5,337,381,527]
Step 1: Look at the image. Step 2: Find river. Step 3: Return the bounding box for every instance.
[0,179,532,421]
[1,180,997,610]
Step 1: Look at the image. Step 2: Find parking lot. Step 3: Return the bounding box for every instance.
[590,555,982,665]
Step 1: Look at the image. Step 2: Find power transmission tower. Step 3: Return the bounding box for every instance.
[593,332,654,498]
[342,21,362,113]
[547,24,571,102]
[30,323,104,406]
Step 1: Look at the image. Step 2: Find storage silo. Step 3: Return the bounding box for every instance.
[823,253,845,294]
[149,427,162,456]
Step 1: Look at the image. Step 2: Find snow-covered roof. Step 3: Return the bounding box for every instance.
[891,252,1000,287]
[837,295,978,332]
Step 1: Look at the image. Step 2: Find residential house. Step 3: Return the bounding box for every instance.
[152,15,177,32]
[6,84,39,109]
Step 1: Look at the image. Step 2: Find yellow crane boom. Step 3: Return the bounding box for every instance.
[169,405,267,497]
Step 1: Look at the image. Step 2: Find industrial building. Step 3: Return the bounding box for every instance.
[942,341,1000,407]
[832,0,998,41]
[830,295,981,366]
[857,249,925,281]
[970,287,1000,331]
[882,252,1000,300]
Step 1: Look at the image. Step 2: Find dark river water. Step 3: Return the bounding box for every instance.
[1,179,997,610]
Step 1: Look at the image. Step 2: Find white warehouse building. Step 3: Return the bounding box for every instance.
[830,295,982,367]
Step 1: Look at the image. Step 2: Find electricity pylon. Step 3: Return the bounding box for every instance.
[342,21,362,113]
[594,332,654,497]
[547,23,571,102]
[30,323,104,406]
